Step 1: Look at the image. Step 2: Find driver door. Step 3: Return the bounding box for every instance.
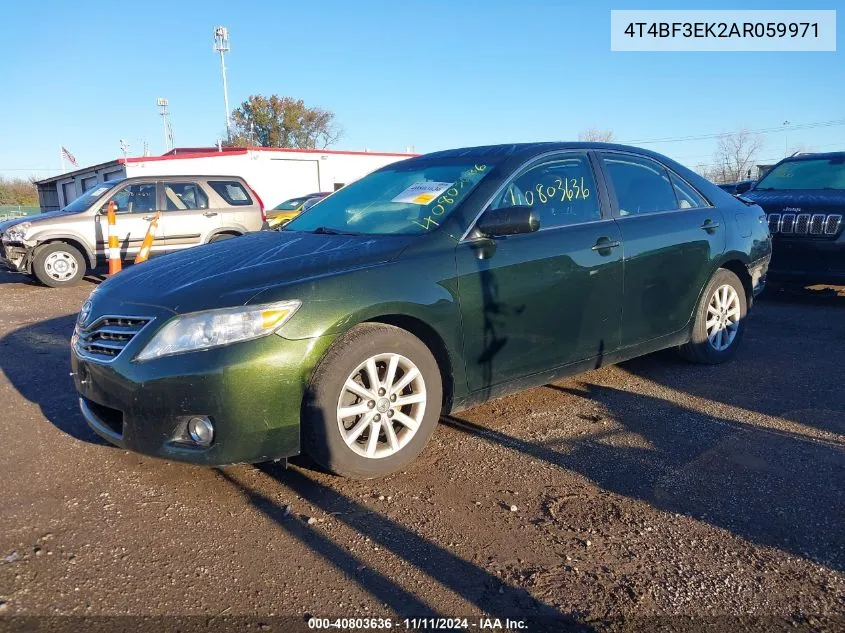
[95,182,163,260]
[455,151,623,393]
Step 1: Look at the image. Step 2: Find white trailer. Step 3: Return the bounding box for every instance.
[36,147,415,212]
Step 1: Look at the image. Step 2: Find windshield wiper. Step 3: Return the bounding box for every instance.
[310,226,360,235]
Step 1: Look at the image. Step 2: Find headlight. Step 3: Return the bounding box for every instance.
[6,222,31,241]
[136,300,301,361]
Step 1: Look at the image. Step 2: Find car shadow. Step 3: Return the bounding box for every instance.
[218,464,592,631]
[0,313,107,445]
[0,268,105,286]
[443,378,844,573]
[616,283,845,432]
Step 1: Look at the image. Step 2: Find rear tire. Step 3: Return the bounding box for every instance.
[209,233,238,243]
[32,242,86,288]
[679,269,747,364]
[302,323,443,479]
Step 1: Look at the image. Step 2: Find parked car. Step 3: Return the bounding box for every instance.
[717,180,756,195]
[266,192,329,229]
[0,175,265,287]
[740,152,844,286]
[71,142,771,478]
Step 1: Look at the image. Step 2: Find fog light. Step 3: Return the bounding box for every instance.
[187,416,214,446]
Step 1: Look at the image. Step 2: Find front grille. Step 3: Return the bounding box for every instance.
[768,212,841,237]
[75,315,153,361]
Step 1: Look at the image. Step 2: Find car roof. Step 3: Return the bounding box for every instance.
[777,151,845,162]
[401,142,673,166]
[122,175,247,182]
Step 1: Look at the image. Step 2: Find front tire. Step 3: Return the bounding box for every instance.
[679,268,747,364]
[302,323,443,479]
[32,243,86,288]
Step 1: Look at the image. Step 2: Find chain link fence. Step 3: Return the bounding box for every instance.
[0,206,40,222]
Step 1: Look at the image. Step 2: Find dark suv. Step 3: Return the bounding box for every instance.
[742,152,844,285]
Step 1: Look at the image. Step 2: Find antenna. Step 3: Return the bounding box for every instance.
[157,97,173,152]
[213,26,232,142]
[119,139,130,158]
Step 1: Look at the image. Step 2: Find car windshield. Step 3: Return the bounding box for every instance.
[285,160,492,235]
[61,181,121,213]
[274,196,309,211]
[756,158,845,191]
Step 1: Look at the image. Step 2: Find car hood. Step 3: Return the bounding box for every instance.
[0,209,77,234]
[742,189,845,214]
[94,230,414,314]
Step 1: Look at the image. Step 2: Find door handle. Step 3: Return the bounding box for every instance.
[203,211,218,217]
[700,220,720,232]
[591,238,621,253]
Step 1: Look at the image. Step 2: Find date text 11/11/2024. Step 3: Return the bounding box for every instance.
[307,616,529,629]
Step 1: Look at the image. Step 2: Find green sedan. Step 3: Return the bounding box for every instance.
[70,143,772,478]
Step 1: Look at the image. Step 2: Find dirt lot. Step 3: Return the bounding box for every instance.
[0,269,843,633]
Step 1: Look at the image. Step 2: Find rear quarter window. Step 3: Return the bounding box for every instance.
[208,181,253,206]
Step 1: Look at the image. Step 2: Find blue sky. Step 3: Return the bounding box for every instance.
[1,0,842,180]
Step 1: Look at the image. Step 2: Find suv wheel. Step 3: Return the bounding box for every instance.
[680,268,747,364]
[302,323,443,479]
[32,243,86,288]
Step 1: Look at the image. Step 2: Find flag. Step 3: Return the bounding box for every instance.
[61,146,78,167]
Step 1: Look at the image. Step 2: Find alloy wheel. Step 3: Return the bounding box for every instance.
[336,353,427,459]
[706,284,740,351]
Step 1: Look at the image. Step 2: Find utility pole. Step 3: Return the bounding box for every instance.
[157,98,173,152]
[213,26,232,142]
[783,120,791,156]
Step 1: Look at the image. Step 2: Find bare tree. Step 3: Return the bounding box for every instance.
[578,128,616,143]
[709,130,764,183]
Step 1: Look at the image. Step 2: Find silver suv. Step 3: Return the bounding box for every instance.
[0,175,265,287]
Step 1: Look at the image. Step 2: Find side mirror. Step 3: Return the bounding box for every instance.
[475,206,540,237]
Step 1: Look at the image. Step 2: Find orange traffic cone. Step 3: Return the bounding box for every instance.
[107,201,122,275]
[134,211,161,264]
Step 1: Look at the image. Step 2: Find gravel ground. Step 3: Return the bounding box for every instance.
[0,269,843,633]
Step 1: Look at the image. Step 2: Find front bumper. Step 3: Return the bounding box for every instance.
[0,241,31,273]
[768,237,845,285]
[71,329,336,466]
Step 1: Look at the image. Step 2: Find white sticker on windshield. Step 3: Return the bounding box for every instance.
[90,186,109,197]
[391,181,454,205]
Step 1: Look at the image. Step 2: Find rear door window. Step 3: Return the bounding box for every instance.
[208,181,253,206]
[163,182,209,210]
[601,153,679,216]
[669,173,709,209]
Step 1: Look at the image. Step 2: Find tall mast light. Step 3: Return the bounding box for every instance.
[213,26,231,142]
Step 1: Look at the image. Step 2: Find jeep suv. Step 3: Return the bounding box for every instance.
[742,152,844,286]
[0,175,266,287]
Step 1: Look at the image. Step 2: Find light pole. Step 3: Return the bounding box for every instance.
[213,26,232,142]
[783,120,791,156]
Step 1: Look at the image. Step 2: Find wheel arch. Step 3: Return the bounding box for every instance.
[35,236,95,268]
[206,228,243,242]
[716,255,753,306]
[363,313,455,413]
